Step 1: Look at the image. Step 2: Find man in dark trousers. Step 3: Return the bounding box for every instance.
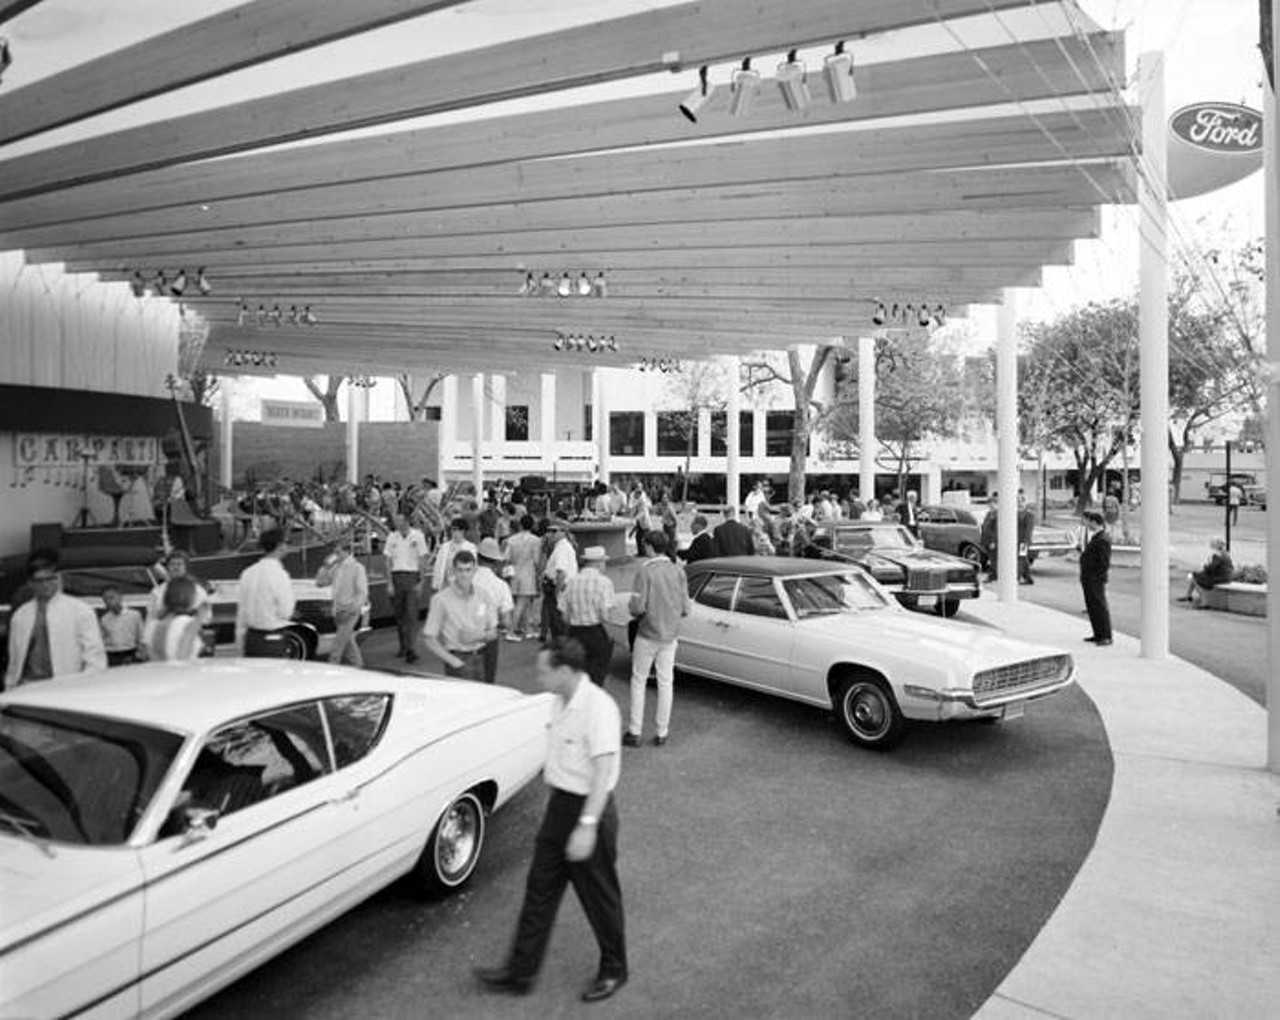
[712,506,754,557]
[1016,491,1037,585]
[680,514,715,563]
[474,636,627,1003]
[1079,509,1112,646]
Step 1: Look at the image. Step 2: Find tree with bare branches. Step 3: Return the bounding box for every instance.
[397,372,446,421]
[303,376,346,422]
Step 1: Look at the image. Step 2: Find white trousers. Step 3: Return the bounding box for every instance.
[629,634,676,737]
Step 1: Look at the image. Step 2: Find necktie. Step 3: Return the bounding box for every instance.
[22,600,54,681]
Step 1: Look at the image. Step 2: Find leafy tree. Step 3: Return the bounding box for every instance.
[740,345,841,502]
[829,329,967,496]
[303,375,346,422]
[659,360,730,502]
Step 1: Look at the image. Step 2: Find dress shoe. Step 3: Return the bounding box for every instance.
[405,650,419,664]
[1084,636,1098,643]
[653,734,668,747]
[473,966,533,995]
[1095,638,1113,646]
[622,732,642,748]
[581,975,627,1003]
[1175,596,1192,602]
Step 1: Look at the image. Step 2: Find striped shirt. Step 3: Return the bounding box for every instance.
[558,567,616,626]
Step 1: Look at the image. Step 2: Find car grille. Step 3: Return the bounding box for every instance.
[972,655,1073,705]
[907,567,947,591]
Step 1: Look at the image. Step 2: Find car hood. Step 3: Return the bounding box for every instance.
[857,548,967,570]
[800,610,1063,671]
[0,837,143,951]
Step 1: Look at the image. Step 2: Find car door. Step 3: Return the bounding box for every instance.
[137,700,354,1017]
[917,507,959,555]
[714,575,797,696]
[677,572,737,679]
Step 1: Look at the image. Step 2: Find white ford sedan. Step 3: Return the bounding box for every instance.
[0,661,553,1019]
[617,557,1075,751]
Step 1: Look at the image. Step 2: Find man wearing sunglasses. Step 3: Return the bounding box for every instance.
[4,548,106,690]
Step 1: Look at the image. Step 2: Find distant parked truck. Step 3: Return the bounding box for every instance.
[1206,472,1258,505]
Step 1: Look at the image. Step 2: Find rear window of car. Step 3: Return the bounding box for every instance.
[324,694,391,769]
[692,573,737,610]
[734,576,787,619]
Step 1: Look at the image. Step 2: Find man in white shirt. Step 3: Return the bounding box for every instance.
[422,550,497,681]
[474,636,627,1003]
[743,480,767,517]
[315,538,369,667]
[100,586,146,666]
[473,537,514,682]
[385,512,430,663]
[5,549,106,688]
[234,528,297,657]
[541,520,578,640]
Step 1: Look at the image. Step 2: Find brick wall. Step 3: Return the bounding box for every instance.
[209,421,439,486]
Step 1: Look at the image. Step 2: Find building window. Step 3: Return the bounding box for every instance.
[609,412,644,456]
[583,404,593,442]
[766,411,806,457]
[657,411,695,457]
[505,405,529,442]
[709,411,754,457]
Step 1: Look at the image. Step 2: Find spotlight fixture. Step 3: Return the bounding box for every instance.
[0,38,11,83]
[918,303,933,328]
[195,267,212,295]
[592,271,608,298]
[776,50,810,111]
[269,304,283,326]
[169,268,188,297]
[729,57,760,117]
[539,272,556,297]
[301,305,318,325]
[934,304,947,326]
[823,41,857,103]
[552,335,566,352]
[604,336,619,353]
[576,272,592,297]
[129,271,147,298]
[152,270,167,297]
[288,305,300,326]
[557,272,572,298]
[519,272,536,296]
[256,304,267,326]
[678,65,712,123]
[236,300,248,327]
[871,301,887,326]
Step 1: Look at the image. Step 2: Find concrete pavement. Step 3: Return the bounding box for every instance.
[965,596,1279,1020]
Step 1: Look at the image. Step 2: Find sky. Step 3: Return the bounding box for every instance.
[1,0,1269,419]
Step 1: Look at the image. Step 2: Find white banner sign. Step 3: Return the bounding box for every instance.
[261,399,325,428]
[15,433,159,468]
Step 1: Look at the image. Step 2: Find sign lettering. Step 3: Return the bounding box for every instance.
[1170,103,1263,153]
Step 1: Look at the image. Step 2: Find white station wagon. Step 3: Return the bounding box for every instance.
[0,662,553,1019]
[622,557,1075,751]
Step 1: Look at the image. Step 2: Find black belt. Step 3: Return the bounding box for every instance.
[447,647,483,656]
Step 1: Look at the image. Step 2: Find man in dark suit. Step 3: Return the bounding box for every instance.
[1016,491,1036,585]
[1079,509,1112,646]
[680,515,715,563]
[712,507,754,557]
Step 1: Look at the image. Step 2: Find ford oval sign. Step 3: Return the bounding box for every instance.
[1169,103,1262,153]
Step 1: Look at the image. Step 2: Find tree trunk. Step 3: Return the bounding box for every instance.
[1167,428,1186,505]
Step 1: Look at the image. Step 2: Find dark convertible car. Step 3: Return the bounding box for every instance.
[808,522,980,617]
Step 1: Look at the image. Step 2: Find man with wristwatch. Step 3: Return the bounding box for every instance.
[473,636,628,1003]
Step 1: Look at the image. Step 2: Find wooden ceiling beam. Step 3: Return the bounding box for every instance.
[0,0,1039,200]
[0,1,470,145]
[0,31,1125,234]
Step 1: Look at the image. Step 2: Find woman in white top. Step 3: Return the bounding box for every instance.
[143,576,206,662]
[861,499,884,522]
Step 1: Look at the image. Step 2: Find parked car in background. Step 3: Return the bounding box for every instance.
[808,521,980,617]
[915,505,1076,569]
[0,662,553,1018]
[1244,484,1267,509]
[607,557,1074,750]
[1206,472,1258,505]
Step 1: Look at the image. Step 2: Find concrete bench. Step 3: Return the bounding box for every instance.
[1198,582,1268,617]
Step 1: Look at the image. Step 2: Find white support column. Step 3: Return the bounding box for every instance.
[1138,52,1170,659]
[540,372,556,470]
[345,382,360,485]
[996,294,1019,604]
[1264,10,1279,773]
[471,373,484,496]
[220,383,234,491]
[858,336,876,503]
[594,368,610,485]
[724,355,741,511]
[439,375,458,484]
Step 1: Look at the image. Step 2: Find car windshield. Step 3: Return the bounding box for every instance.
[834,527,916,554]
[783,572,890,616]
[0,706,184,847]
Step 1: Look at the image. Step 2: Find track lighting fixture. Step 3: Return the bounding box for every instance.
[196,267,212,295]
[130,272,147,298]
[729,57,760,117]
[0,38,11,84]
[169,268,188,297]
[557,272,572,298]
[577,272,592,297]
[224,349,278,369]
[521,269,608,298]
[678,65,712,123]
[553,332,619,355]
[776,50,810,111]
[638,356,681,374]
[823,41,857,103]
[871,301,887,327]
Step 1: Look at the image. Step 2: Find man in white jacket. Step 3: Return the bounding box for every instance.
[5,549,106,689]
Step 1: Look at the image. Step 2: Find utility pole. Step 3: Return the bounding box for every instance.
[1224,438,1233,551]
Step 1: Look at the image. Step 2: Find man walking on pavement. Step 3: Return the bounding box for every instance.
[542,519,578,641]
[559,546,616,686]
[385,512,430,663]
[474,636,627,1003]
[625,531,690,747]
[473,537,515,683]
[1079,509,1113,646]
[235,527,297,658]
[422,549,497,681]
[315,537,368,667]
